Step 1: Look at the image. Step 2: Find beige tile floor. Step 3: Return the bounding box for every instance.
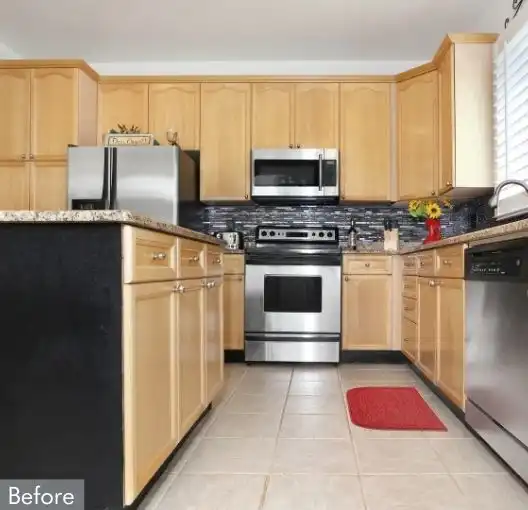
[140,363,528,510]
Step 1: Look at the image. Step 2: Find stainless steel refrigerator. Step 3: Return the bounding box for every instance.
[67,146,201,228]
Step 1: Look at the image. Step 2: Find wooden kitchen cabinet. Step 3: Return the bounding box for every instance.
[251,82,294,148]
[340,83,392,201]
[294,83,339,147]
[402,316,418,362]
[0,162,30,209]
[29,161,68,210]
[204,277,224,402]
[200,83,251,201]
[417,277,438,382]
[397,70,439,200]
[148,83,200,149]
[342,274,391,350]
[224,274,245,351]
[98,82,149,142]
[123,281,175,504]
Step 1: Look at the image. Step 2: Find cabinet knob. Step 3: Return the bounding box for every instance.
[174,284,185,293]
[296,144,301,148]
[344,276,349,281]
[20,154,26,160]
[446,181,452,187]
[442,259,452,266]
[431,191,436,196]
[189,255,199,263]
[206,281,216,288]
[244,194,249,199]
[288,144,293,149]
[364,262,371,268]
[428,280,436,287]
[29,154,34,160]
[213,257,221,264]
[152,252,167,261]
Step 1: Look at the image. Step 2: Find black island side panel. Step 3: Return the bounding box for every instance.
[0,224,124,510]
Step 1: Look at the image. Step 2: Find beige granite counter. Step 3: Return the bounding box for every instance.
[223,249,245,255]
[0,210,222,245]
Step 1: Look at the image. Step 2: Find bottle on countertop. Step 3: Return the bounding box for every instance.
[347,219,357,250]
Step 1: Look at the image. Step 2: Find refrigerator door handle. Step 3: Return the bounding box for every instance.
[109,147,118,209]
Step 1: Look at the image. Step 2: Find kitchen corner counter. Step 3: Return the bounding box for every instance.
[0,210,222,245]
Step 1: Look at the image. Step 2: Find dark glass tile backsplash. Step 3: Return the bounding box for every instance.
[202,195,495,246]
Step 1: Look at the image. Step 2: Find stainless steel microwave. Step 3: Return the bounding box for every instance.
[251,148,339,204]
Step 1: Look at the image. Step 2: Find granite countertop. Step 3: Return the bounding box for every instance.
[223,249,245,255]
[0,210,222,245]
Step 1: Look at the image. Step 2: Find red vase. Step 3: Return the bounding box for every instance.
[423,218,441,244]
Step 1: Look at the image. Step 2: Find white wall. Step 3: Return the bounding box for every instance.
[476,0,528,40]
[89,59,426,76]
[0,42,19,58]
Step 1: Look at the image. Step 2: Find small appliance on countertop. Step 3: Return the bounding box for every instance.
[383,218,399,252]
[212,222,244,250]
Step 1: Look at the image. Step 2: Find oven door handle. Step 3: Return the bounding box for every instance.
[318,152,323,192]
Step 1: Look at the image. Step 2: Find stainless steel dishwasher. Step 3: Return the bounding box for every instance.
[465,238,528,484]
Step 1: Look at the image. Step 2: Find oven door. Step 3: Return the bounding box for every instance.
[245,253,341,336]
[251,148,339,202]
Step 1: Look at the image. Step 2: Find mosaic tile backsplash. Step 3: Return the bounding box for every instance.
[202,195,495,247]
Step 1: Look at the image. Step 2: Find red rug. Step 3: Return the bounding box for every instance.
[346,387,447,431]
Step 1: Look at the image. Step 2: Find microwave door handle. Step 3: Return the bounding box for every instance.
[318,152,323,192]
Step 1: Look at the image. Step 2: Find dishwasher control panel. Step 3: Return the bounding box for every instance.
[466,239,527,279]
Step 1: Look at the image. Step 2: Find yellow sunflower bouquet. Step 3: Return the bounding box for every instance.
[408,199,451,219]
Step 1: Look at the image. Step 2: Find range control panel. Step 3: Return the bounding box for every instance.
[255,226,339,243]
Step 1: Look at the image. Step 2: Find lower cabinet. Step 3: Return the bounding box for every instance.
[223,274,245,351]
[123,282,175,505]
[417,277,438,381]
[401,316,418,361]
[204,276,224,402]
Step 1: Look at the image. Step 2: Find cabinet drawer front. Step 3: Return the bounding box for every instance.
[223,253,244,274]
[402,296,418,323]
[402,255,417,275]
[402,317,418,361]
[343,255,392,275]
[206,246,224,276]
[123,226,177,283]
[417,252,436,276]
[436,245,464,278]
[178,238,206,279]
[402,276,418,299]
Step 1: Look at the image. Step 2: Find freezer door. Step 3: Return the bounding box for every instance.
[114,147,178,223]
[67,147,107,205]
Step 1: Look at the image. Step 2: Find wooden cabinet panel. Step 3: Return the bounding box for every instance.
[402,316,418,362]
[417,251,436,277]
[340,83,391,200]
[31,68,77,159]
[343,255,392,275]
[205,277,224,402]
[402,296,418,323]
[98,83,149,142]
[342,275,391,350]
[437,278,465,408]
[251,83,294,148]
[224,275,244,350]
[148,83,200,149]
[206,246,224,276]
[223,254,244,275]
[177,238,206,279]
[0,69,30,161]
[178,279,205,437]
[294,83,339,147]
[0,162,30,209]
[397,71,438,199]
[438,45,455,194]
[435,245,464,278]
[200,83,251,201]
[402,276,418,299]
[402,255,418,275]
[123,282,174,505]
[29,161,67,210]
[418,277,438,381]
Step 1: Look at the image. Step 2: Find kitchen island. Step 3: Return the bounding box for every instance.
[0,211,224,510]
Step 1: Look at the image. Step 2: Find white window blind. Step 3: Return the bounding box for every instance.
[493,17,528,217]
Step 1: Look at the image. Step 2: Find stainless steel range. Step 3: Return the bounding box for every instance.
[244,225,341,363]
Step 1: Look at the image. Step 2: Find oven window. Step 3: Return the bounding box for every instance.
[254,160,319,187]
[264,275,322,313]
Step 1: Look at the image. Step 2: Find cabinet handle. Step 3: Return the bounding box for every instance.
[442,259,452,266]
[403,337,410,343]
[340,195,345,200]
[20,154,27,160]
[289,144,293,149]
[151,252,167,261]
[364,262,371,268]
[431,191,436,196]
[29,154,34,160]
[174,284,185,293]
[446,181,452,187]
[428,280,436,287]
[174,283,204,293]
[213,257,221,264]
[244,194,249,199]
[296,144,301,148]
[404,306,412,311]
[206,281,216,288]
[344,276,349,281]
[188,255,200,263]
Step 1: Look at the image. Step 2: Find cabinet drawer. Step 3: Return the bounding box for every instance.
[417,252,436,277]
[343,255,392,275]
[178,238,206,279]
[123,226,177,284]
[402,317,418,361]
[402,276,418,299]
[402,255,418,275]
[223,253,244,275]
[402,296,418,323]
[436,245,464,278]
[206,245,224,276]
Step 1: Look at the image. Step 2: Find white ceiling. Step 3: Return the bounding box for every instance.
[0,0,502,62]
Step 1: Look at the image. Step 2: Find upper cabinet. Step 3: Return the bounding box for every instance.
[340,83,392,201]
[98,82,149,143]
[397,69,439,200]
[148,83,200,149]
[200,83,251,202]
[294,83,339,147]
[435,35,495,197]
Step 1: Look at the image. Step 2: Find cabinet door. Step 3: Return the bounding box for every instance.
[205,278,224,402]
[200,83,251,201]
[342,275,391,350]
[0,69,30,160]
[340,83,391,201]
[0,162,30,209]
[418,277,438,381]
[31,68,77,159]
[251,83,294,148]
[149,83,200,149]
[98,83,149,143]
[438,46,455,194]
[224,275,244,350]
[294,83,339,147]
[123,282,174,505]
[178,279,205,437]
[402,316,418,362]
[437,278,464,408]
[397,71,439,199]
[29,161,67,211]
